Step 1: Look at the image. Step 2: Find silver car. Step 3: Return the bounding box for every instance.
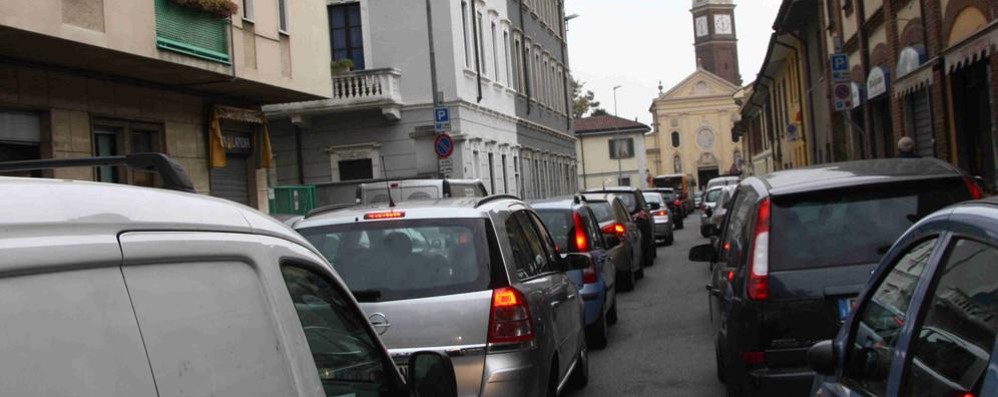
[294,196,590,397]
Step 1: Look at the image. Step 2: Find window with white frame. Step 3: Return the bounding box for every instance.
[242,0,254,20]
[461,1,471,68]
[278,0,289,33]
[504,30,512,85]
[329,2,365,70]
[491,21,499,82]
[477,12,486,75]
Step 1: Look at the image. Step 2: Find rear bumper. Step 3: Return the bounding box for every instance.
[481,349,542,397]
[653,222,672,239]
[744,367,814,396]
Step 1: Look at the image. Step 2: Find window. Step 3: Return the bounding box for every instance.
[506,211,549,279]
[488,152,496,194]
[154,0,229,63]
[338,158,373,181]
[477,12,486,74]
[618,177,631,187]
[491,22,499,81]
[504,31,512,84]
[461,2,470,67]
[501,154,509,193]
[277,0,289,33]
[903,239,998,396]
[844,238,938,396]
[93,127,120,183]
[717,188,758,267]
[526,212,561,266]
[93,121,163,186]
[671,131,681,148]
[673,155,683,173]
[609,138,635,159]
[513,36,523,91]
[242,0,254,20]
[329,3,364,70]
[280,265,394,395]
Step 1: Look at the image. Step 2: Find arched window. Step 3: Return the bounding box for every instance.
[673,155,682,173]
[671,131,680,148]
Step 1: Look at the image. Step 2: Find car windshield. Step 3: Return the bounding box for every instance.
[612,193,638,212]
[642,193,663,204]
[535,209,573,251]
[589,202,616,223]
[299,218,492,302]
[705,189,722,203]
[769,178,971,270]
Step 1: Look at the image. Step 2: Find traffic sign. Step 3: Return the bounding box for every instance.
[833,83,853,111]
[830,53,851,83]
[834,83,851,99]
[434,107,450,132]
[434,133,455,159]
[438,158,454,175]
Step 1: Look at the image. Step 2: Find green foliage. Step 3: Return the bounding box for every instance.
[571,77,602,118]
[330,59,355,74]
[590,108,610,116]
[170,0,239,18]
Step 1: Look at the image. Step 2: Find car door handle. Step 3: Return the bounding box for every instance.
[566,293,576,300]
[550,300,563,308]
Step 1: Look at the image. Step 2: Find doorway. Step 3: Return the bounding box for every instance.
[952,59,996,191]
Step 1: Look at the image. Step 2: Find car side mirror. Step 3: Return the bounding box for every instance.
[407,351,458,397]
[563,253,591,271]
[705,208,713,217]
[807,340,836,376]
[688,244,716,262]
[603,234,621,248]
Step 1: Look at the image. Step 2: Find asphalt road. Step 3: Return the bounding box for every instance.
[566,214,726,396]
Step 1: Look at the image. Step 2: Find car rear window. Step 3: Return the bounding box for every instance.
[769,178,971,271]
[589,202,615,223]
[536,209,572,251]
[705,189,722,203]
[613,193,638,212]
[299,218,491,302]
[642,193,663,204]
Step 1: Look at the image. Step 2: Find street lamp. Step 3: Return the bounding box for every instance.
[613,85,622,116]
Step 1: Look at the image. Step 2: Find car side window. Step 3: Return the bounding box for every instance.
[612,201,630,223]
[526,212,561,272]
[280,265,395,397]
[842,238,938,396]
[902,238,998,397]
[506,212,541,280]
[584,208,604,249]
[719,188,756,267]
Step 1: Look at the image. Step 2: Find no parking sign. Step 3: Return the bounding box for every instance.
[434,133,454,159]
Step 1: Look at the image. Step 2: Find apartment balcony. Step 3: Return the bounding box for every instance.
[264,68,403,121]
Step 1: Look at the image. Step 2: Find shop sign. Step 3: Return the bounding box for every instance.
[852,82,863,109]
[222,134,253,154]
[896,46,926,77]
[867,67,890,99]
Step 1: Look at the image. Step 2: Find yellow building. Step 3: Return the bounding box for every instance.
[647,67,743,190]
[575,116,651,189]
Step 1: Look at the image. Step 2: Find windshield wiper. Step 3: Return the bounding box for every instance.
[351,289,382,302]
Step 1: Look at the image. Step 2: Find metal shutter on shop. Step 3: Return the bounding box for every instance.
[210,156,249,205]
[911,91,934,157]
[0,110,40,144]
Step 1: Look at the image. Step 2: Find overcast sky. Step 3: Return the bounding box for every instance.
[565,0,783,125]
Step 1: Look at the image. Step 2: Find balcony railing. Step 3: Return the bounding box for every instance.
[264,68,403,121]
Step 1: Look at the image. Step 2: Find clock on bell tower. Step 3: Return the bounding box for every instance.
[691,0,741,86]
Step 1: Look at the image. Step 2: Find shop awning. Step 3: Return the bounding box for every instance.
[209,105,273,169]
[893,60,936,98]
[944,20,998,74]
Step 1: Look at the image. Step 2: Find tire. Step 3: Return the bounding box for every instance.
[586,304,609,350]
[617,269,635,292]
[568,343,589,390]
[607,300,618,325]
[665,234,674,246]
[635,265,645,280]
[546,360,559,397]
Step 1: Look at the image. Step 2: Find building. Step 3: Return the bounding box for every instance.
[574,115,650,189]
[0,0,331,211]
[646,0,744,190]
[264,0,577,205]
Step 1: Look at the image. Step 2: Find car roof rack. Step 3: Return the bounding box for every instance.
[0,152,196,193]
[475,194,521,208]
[305,203,358,219]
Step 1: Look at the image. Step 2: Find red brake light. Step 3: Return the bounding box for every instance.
[364,211,405,220]
[747,198,771,301]
[573,212,589,252]
[583,260,598,284]
[601,223,626,236]
[741,351,765,365]
[488,287,534,344]
[654,210,669,217]
[964,176,983,199]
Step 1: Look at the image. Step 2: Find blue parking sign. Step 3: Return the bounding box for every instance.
[435,108,449,123]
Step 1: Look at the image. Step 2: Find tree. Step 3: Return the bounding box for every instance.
[590,108,609,116]
[571,77,603,118]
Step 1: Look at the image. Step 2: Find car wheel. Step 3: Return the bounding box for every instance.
[617,270,635,292]
[547,360,559,397]
[586,304,609,350]
[635,265,645,280]
[666,234,674,246]
[607,300,618,325]
[568,343,589,390]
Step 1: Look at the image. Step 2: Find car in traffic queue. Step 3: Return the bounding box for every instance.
[706,176,741,191]
[357,178,489,204]
[700,186,726,237]
[644,187,686,229]
[531,196,620,349]
[703,185,736,238]
[688,158,982,397]
[584,187,657,268]
[642,191,675,246]
[694,191,704,208]
[807,196,998,397]
[583,194,645,292]
[0,154,460,397]
[294,196,591,397]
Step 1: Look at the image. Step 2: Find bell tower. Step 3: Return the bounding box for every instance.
[691,0,742,86]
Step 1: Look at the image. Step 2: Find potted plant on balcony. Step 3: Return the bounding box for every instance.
[330,59,354,75]
[170,0,239,18]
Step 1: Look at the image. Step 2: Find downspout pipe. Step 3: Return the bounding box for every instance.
[471,0,483,102]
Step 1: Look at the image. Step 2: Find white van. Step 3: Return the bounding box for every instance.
[356,178,489,204]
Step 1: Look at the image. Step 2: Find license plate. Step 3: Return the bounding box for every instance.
[837,297,858,321]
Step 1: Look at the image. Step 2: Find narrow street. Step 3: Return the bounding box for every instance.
[567,215,726,396]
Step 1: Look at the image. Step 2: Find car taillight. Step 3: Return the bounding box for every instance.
[582,260,598,284]
[573,211,589,252]
[364,210,405,220]
[747,198,771,301]
[654,210,669,217]
[964,175,983,199]
[488,287,534,344]
[602,223,625,236]
[741,351,765,365]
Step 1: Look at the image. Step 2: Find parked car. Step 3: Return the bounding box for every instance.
[706,176,740,191]
[295,196,590,397]
[700,186,726,237]
[808,195,997,397]
[703,185,736,237]
[689,158,981,397]
[357,178,488,204]
[0,154,459,397]
[585,187,657,268]
[584,194,645,292]
[642,192,675,245]
[694,191,704,208]
[645,187,687,228]
[531,196,619,349]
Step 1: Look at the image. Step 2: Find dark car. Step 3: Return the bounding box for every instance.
[808,196,997,397]
[531,196,619,349]
[586,187,656,268]
[645,188,686,229]
[689,158,981,397]
[583,194,644,292]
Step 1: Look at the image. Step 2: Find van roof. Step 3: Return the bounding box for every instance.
[296,196,526,228]
[758,158,965,195]
[0,176,309,246]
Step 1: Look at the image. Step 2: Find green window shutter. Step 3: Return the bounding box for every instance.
[155,0,231,64]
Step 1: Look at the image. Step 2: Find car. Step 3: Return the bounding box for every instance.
[700,186,726,237]
[694,191,704,208]
[688,158,981,397]
[0,154,460,397]
[294,195,591,397]
[531,196,620,349]
[702,185,736,237]
[356,178,488,204]
[642,191,675,245]
[706,176,740,191]
[808,195,998,397]
[585,187,657,268]
[584,194,645,292]
[644,187,686,228]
